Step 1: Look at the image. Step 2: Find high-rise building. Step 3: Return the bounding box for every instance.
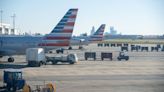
[110,26,117,35]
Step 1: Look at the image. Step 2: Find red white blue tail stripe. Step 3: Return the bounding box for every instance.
[89,24,105,42]
[39,9,78,47]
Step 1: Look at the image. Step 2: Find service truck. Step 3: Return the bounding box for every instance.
[46,53,78,64]
[26,48,78,66]
[26,48,46,67]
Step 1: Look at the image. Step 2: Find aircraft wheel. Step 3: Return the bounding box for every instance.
[52,61,58,65]
[68,47,72,50]
[8,57,14,62]
[69,61,74,64]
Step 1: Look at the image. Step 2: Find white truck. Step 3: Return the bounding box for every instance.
[26,48,46,67]
[46,54,78,64]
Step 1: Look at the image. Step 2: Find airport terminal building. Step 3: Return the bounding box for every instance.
[0,23,17,35]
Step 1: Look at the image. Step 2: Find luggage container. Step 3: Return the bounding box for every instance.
[84,52,96,60]
[101,52,112,60]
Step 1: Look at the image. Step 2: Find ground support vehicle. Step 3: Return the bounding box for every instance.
[56,48,64,54]
[84,52,96,60]
[117,51,129,61]
[101,52,113,60]
[46,53,78,64]
[26,48,46,67]
[0,69,25,92]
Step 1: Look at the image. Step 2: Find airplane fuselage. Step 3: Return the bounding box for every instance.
[0,35,63,56]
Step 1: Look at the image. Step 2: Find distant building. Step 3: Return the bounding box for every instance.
[90,26,95,35]
[104,34,142,40]
[0,23,17,35]
[110,26,117,35]
[143,35,159,39]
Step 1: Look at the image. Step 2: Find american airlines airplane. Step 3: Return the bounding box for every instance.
[0,8,78,62]
[69,24,105,49]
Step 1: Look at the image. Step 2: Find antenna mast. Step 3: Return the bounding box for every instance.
[0,10,3,27]
[11,13,16,30]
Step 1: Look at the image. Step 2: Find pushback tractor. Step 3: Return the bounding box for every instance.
[1,69,25,92]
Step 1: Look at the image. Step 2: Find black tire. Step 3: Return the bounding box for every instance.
[70,61,74,64]
[27,63,30,67]
[8,57,14,62]
[85,57,87,60]
[117,58,121,61]
[110,58,113,61]
[61,51,64,54]
[41,61,46,65]
[126,57,129,61]
[68,47,72,50]
[79,46,83,49]
[49,51,53,53]
[52,61,58,65]
[101,58,104,61]
[38,62,41,67]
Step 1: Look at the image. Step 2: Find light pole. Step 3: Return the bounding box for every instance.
[0,10,3,27]
[11,13,16,30]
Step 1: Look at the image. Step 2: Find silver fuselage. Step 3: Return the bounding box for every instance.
[0,35,64,56]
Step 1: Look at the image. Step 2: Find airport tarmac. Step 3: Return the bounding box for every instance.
[0,43,164,92]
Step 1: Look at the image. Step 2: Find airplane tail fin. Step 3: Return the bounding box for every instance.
[89,24,105,42]
[50,8,78,34]
[40,9,78,47]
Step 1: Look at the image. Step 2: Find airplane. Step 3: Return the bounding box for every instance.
[0,8,78,62]
[69,24,105,49]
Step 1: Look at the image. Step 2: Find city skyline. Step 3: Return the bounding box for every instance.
[0,0,164,35]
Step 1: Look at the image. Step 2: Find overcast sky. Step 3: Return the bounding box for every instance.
[0,0,164,35]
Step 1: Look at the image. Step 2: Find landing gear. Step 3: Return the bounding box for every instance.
[68,46,72,50]
[8,57,14,62]
[56,48,64,54]
[79,46,83,49]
